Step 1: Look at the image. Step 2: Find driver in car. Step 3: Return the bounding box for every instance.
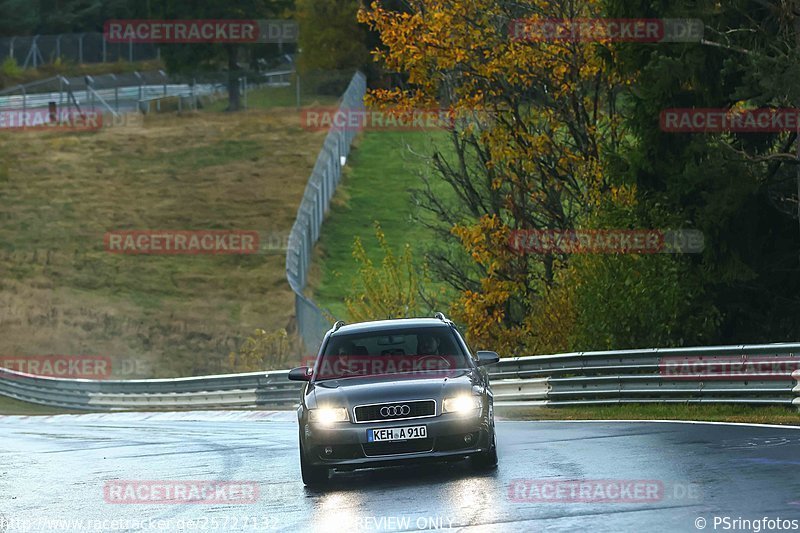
[417,334,441,356]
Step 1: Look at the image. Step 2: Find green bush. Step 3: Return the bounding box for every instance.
[1,57,23,77]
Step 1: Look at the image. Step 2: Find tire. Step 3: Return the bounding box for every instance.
[300,437,329,486]
[471,429,498,470]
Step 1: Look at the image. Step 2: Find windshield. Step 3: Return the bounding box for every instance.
[314,327,470,380]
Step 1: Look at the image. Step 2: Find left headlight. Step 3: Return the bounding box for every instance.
[443,395,482,415]
[308,407,350,426]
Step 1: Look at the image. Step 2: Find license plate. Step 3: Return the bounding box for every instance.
[367,425,427,442]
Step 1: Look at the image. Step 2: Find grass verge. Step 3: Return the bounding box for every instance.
[311,130,455,319]
[0,395,81,415]
[496,403,800,426]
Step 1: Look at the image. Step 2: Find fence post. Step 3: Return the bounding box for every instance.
[78,33,84,64]
[296,72,300,110]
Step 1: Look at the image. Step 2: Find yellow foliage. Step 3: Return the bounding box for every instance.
[345,222,428,322]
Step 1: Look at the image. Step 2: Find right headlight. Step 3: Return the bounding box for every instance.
[443,395,482,416]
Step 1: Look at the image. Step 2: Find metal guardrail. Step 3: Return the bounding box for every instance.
[285,71,367,351]
[1,342,799,411]
[0,367,300,411]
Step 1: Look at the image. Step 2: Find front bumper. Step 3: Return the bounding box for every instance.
[301,412,492,469]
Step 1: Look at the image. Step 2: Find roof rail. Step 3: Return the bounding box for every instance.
[332,320,345,332]
[434,312,451,323]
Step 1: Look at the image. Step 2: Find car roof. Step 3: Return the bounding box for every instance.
[331,318,454,336]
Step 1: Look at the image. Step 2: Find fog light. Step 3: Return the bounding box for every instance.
[464,433,473,444]
[324,446,333,456]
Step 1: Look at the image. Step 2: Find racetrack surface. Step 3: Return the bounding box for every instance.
[1,411,799,532]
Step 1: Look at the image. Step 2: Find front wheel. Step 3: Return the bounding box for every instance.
[300,437,329,486]
[471,430,498,470]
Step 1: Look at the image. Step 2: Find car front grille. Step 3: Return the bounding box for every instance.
[354,400,436,423]
[362,439,435,456]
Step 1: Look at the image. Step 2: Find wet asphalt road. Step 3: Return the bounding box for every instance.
[1,411,800,532]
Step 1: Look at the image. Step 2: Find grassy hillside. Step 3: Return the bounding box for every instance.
[0,102,328,377]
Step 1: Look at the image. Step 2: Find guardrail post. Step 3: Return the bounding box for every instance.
[85,75,93,109]
[160,69,167,96]
[111,74,119,111]
[134,71,143,104]
[794,370,800,412]
[18,85,27,125]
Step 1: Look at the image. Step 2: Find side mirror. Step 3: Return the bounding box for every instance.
[476,351,500,366]
[288,366,312,381]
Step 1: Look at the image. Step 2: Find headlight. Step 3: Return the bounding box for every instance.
[308,407,349,426]
[443,395,482,415]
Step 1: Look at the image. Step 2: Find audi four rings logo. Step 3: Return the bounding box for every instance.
[380,405,411,417]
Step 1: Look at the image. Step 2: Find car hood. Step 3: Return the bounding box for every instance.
[307,369,479,409]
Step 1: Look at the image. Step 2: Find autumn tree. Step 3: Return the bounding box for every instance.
[359,0,631,353]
